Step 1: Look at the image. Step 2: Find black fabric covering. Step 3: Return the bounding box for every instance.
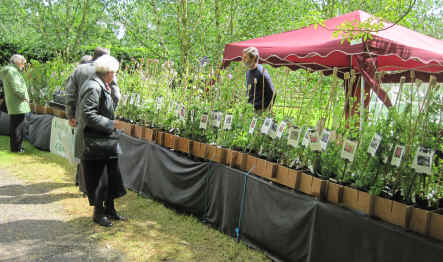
[24,113,53,151]
[0,112,9,135]
[119,134,209,216]
[116,134,443,262]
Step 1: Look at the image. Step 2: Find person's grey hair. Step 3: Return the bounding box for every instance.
[242,47,260,60]
[79,55,93,64]
[94,55,119,75]
[10,54,26,65]
[93,47,110,61]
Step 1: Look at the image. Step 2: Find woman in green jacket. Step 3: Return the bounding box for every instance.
[0,54,30,152]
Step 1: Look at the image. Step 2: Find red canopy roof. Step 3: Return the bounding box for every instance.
[223,10,443,77]
[222,10,443,108]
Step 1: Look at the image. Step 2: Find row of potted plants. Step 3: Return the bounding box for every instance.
[30,103,443,241]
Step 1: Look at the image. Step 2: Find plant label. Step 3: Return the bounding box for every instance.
[261,118,272,135]
[391,145,405,167]
[200,114,208,129]
[287,127,301,148]
[121,94,128,107]
[135,94,141,106]
[383,143,393,164]
[211,111,222,128]
[191,110,195,122]
[249,118,257,135]
[302,128,312,147]
[223,114,233,130]
[39,89,44,98]
[268,121,278,139]
[320,130,330,151]
[412,147,434,175]
[174,103,181,117]
[368,133,382,157]
[129,93,135,105]
[179,106,186,121]
[276,121,287,139]
[156,96,163,110]
[341,139,358,162]
[309,131,322,151]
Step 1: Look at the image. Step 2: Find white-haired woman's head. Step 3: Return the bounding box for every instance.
[95,55,119,84]
[10,54,26,70]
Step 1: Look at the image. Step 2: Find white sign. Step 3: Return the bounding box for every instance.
[121,94,128,107]
[368,133,382,157]
[156,96,163,111]
[287,127,301,148]
[211,111,222,128]
[223,114,233,130]
[412,147,434,175]
[309,131,322,152]
[50,117,77,164]
[268,121,278,139]
[302,128,312,147]
[276,121,287,139]
[341,139,358,162]
[261,118,272,135]
[249,118,257,135]
[179,106,186,121]
[200,114,208,129]
[320,130,330,151]
[391,144,405,167]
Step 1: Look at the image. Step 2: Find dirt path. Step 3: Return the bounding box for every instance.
[0,168,125,262]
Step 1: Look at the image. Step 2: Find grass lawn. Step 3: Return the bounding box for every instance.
[0,136,270,261]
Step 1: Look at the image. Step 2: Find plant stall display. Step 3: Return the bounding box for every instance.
[25,58,443,238]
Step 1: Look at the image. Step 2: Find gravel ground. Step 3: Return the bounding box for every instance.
[0,169,125,262]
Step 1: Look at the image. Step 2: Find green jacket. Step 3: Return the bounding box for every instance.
[0,64,30,115]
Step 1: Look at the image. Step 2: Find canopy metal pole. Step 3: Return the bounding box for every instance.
[360,75,364,132]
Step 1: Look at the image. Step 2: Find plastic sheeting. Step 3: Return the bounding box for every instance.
[118,133,443,262]
[24,113,53,151]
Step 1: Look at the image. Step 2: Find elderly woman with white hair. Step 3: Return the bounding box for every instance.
[0,54,30,152]
[77,54,127,227]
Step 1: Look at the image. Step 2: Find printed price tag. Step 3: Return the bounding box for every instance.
[249,118,257,135]
[341,139,358,162]
[287,127,301,148]
[223,114,233,130]
[368,133,382,157]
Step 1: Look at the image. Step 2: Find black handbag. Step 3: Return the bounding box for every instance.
[83,130,121,159]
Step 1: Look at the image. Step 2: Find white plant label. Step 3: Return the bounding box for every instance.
[341,139,358,162]
[200,114,208,129]
[156,96,163,110]
[302,128,312,147]
[276,121,287,139]
[129,93,135,105]
[223,114,233,130]
[368,133,382,157]
[135,94,141,106]
[174,103,181,117]
[309,131,322,152]
[287,127,301,148]
[268,121,278,139]
[391,145,405,167]
[121,94,128,107]
[412,147,434,175]
[249,118,257,135]
[179,106,186,121]
[320,130,330,151]
[211,111,222,128]
[261,117,272,135]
